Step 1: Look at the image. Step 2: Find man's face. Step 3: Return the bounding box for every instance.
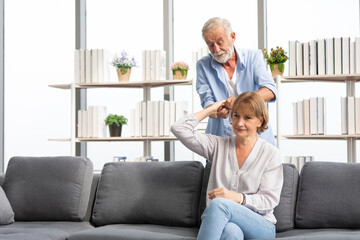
[203,26,235,64]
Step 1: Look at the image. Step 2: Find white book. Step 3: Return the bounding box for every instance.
[85,49,92,83]
[141,101,147,137]
[74,50,80,83]
[77,110,82,137]
[309,40,317,75]
[155,50,161,81]
[317,39,326,75]
[303,42,310,76]
[298,156,306,173]
[164,100,170,136]
[87,106,93,138]
[161,50,167,80]
[297,101,304,135]
[341,97,348,134]
[283,156,292,164]
[98,49,111,83]
[169,100,176,136]
[293,102,298,135]
[147,101,153,137]
[355,37,360,73]
[159,101,164,136]
[91,49,98,83]
[305,156,314,162]
[135,102,141,137]
[92,105,98,138]
[296,42,303,76]
[145,50,151,81]
[82,109,87,138]
[334,37,342,74]
[355,97,360,134]
[303,99,310,135]
[325,38,334,75]
[350,41,356,74]
[79,49,86,83]
[309,97,318,134]
[130,108,135,137]
[290,156,299,171]
[150,50,156,81]
[153,101,159,137]
[175,100,188,122]
[289,41,297,76]
[342,37,350,74]
[317,97,325,135]
[97,106,107,138]
[348,97,355,135]
[142,50,146,81]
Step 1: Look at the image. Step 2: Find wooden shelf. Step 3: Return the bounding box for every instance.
[49,80,192,89]
[282,134,360,140]
[282,74,360,83]
[49,137,178,142]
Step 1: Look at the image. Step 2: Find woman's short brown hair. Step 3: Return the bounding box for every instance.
[230,91,269,134]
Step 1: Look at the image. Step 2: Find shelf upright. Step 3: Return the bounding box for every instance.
[143,85,151,157]
[346,80,356,163]
[275,75,282,152]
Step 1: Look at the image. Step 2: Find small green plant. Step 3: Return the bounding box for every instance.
[263,46,288,72]
[104,114,128,126]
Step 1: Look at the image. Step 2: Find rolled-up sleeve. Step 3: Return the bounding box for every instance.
[196,60,215,109]
[253,50,278,102]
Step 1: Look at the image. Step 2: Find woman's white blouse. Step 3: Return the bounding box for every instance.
[171,114,283,224]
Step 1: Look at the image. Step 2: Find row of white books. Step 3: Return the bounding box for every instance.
[284,156,314,173]
[130,100,188,137]
[141,50,167,81]
[293,97,326,135]
[74,49,111,84]
[289,37,360,76]
[77,106,107,138]
[340,97,360,135]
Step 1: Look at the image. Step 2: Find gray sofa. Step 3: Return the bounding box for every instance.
[0,156,360,240]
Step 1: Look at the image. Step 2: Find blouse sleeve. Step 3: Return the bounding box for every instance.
[243,149,283,215]
[170,114,217,160]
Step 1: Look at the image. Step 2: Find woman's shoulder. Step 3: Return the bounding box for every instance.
[257,138,280,155]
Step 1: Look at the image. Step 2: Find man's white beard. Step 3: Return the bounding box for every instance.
[213,43,234,64]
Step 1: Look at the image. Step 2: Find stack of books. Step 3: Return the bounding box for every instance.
[288,37,360,76]
[340,97,360,135]
[142,50,166,81]
[77,106,107,138]
[130,100,188,137]
[284,156,314,173]
[74,49,111,83]
[293,97,326,135]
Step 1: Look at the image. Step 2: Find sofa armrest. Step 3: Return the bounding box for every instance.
[0,173,4,187]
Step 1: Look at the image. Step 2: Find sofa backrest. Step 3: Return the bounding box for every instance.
[0,173,4,187]
[273,163,299,232]
[296,161,360,229]
[3,156,93,222]
[91,161,204,227]
[84,172,101,222]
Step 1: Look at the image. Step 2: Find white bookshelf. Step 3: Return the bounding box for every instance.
[276,74,360,163]
[49,80,192,156]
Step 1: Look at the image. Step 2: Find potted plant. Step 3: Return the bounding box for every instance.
[104,114,128,137]
[111,50,137,82]
[171,61,189,80]
[263,46,288,77]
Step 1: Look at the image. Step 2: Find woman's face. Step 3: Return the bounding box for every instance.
[231,108,263,139]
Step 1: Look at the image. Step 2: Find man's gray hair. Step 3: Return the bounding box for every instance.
[202,17,233,40]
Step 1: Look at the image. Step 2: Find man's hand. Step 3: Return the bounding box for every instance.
[206,100,226,119]
[216,96,235,118]
[208,187,242,203]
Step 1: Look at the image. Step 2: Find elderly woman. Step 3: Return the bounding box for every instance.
[171,91,283,240]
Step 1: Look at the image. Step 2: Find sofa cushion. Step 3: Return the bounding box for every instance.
[68,224,198,240]
[296,161,360,228]
[198,162,211,225]
[91,161,204,227]
[0,221,94,240]
[274,163,299,232]
[275,228,360,240]
[3,156,93,221]
[0,186,14,225]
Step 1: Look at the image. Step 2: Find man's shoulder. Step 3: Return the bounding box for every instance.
[197,53,212,65]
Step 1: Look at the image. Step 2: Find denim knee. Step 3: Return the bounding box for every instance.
[202,198,231,219]
[220,222,244,240]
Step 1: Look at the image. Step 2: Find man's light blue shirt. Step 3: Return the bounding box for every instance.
[196,47,278,146]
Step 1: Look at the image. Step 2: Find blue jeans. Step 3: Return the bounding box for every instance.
[197,198,276,240]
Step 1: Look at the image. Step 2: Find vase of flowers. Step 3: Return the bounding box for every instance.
[171,61,189,80]
[112,50,137,82]
[263,46,288,77]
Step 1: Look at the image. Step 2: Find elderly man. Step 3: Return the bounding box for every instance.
[196,17,277,146]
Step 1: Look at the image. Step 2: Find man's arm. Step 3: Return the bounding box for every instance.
[256,87,275,102]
